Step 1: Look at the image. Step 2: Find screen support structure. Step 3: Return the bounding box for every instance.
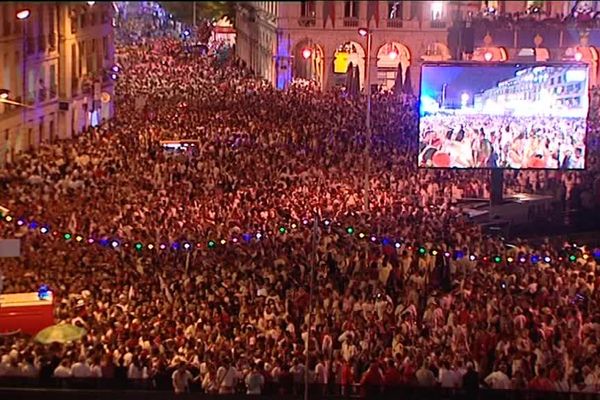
[490,169,504,205]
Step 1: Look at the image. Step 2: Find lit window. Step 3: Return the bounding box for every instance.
[431,1,443,20]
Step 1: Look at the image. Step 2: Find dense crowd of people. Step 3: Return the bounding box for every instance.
[1,10,600,397]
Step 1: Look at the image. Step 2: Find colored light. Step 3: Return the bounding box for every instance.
[147,243,154,250]
[418,247,426,255]
[183,242,191,250]
[395,242,401,249]
[99,239,109,247]
[531,255,539,264]
[593,249,600,258]
[507,257,514,263]
[16,219,24,226]
[346,227,354,234]
[220,239,226,245]
[5,215,13,222]
[568,254,575,262]
[469,254,476,261]
[519,256,526,263]
[302,219,309,225]
[159,243,167,250]
[232,237,238,243]
[111,240,119,248]
[242,233,252,242]
[431,250,438,256]
[135,242,143,251]
[29,221,38,229]
[324,219,330,226]
[279,226,287,234]
[543,256,551,263]
[75,235,83,242]
[370,236,377,242]
[493,256,501,264]
[40,226,48,234]
[302,48,312,59]
[171,242,180,250]
[382,238,390,246]
[208,240,216,248]
[111,65,120,73]
[444,252,450,258]
[256,233,262,240]
[64,233,72,240]
[583,254,589,260]
[291,223,297,229]
[88,238,95,244]
[358,232,365,239]
[455,251,464,260]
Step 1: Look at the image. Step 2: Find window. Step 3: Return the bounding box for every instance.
[49,64,56,98]
[388,1,403,19]
[344,1,359,18]
[300,0,316,17]
[103,36,108,60]
[431,1,443,20]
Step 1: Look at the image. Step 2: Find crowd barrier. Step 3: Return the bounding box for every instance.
[0,378,599,400]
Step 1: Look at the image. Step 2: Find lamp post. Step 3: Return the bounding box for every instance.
[17,9,30,155]
[358,27,372,213]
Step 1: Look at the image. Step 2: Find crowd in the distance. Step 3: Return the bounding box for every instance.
[0,8,600,396]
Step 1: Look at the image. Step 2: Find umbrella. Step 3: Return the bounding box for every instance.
[393,62,403,94]
[402,64,413,95]
[34,323,86,344]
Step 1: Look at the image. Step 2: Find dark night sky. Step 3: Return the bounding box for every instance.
[420,65,522,105]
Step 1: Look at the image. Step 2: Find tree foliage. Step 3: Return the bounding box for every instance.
[160,1,235,25]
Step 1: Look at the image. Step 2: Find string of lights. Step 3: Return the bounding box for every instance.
[1,211,599,262]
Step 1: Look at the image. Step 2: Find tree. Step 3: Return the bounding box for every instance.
[160,1,235,25]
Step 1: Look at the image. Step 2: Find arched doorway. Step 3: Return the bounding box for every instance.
[293,40,325,88]
[332,41,365,88]
[376,42,411,91]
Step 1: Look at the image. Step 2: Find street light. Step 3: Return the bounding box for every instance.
[16,9,31,20]
[0,89,8,100]
[358,27,373,213]
[302,48,312,60]
[87,1,96,5]
[484,51,493,61]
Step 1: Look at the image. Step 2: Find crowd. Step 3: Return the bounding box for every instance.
[0,11,600,397]
[419,114,587,169]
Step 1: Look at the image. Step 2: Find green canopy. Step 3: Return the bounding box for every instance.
[34,324,86,344]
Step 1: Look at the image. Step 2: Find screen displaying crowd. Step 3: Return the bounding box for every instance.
[419,64,589,169]
[0,4,600,397]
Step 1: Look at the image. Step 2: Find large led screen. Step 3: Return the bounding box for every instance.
[418,63,589,169]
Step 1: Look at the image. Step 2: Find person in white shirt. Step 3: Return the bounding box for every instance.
[245,364,265,395]
[216,358,237,394]
[172,362,194,394]
[53,360,72,378]
[71,355,92,378]
[484,364,511,390]
[439,361,460,388]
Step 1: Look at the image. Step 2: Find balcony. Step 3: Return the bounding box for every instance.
[298,16,316,27]
[343,17,359,27]
[430,20,446,29]
[386,19,403,29]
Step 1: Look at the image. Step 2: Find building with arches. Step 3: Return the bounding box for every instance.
[235,1,600,90]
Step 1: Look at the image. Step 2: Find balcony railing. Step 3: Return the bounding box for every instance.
[430,20,446,29]
[298,16,316,27]
[343,17,359,27]
[386,19,403,28]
